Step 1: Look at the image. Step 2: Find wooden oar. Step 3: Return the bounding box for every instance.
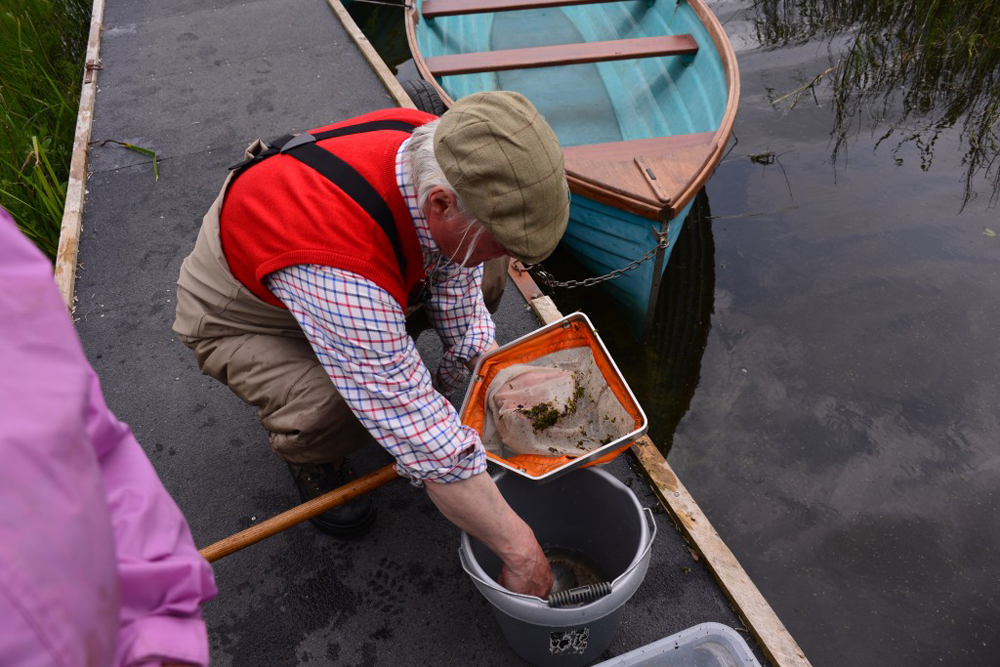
[199,464,400,563]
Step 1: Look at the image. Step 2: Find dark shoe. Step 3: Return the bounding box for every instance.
[288,463,376,537]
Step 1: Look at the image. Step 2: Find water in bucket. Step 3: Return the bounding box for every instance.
[544,546,608,598]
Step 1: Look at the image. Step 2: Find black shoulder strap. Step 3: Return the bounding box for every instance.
[283,142,408,276]
[227,118,421,277]
[308,119,424,144]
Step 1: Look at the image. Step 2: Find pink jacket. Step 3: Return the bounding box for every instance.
[0,208,217,666]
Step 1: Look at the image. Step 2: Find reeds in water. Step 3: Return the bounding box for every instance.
[754,0,1000,207]
[1,0,90,258]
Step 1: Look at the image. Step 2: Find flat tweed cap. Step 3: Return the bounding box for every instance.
[435,91,570,265]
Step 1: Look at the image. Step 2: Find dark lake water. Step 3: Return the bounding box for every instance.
[353,1,1000,663]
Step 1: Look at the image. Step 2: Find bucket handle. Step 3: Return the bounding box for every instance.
[547,581,612,608]
[458,507,658,605]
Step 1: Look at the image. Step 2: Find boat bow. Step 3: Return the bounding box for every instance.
[563,131,717,221]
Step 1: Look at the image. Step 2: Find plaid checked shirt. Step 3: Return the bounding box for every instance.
[264,139,493,484]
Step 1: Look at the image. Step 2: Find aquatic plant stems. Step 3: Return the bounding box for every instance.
[755,0,1000,207]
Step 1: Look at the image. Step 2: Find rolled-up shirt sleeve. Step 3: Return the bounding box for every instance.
[266,264,487,484]
[424,261,496,394]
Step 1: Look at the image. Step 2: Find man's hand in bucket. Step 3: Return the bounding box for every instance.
[424,472,553,598]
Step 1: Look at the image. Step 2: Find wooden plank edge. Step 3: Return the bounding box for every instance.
[508,260,561,326]
[507,263,811,667]
[54,0,107,311]
[325,0,417,110]
[632,437,812,667]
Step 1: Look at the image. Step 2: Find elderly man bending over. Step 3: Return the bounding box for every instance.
[173,91,568,597]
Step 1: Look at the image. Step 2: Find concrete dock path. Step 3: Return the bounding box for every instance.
[71,0,768,663]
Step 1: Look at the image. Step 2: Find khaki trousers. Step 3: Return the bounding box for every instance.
[174,163,508,465]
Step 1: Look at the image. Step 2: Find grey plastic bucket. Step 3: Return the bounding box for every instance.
[460,468,657,666]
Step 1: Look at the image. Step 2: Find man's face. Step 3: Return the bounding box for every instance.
[424,186,507,267]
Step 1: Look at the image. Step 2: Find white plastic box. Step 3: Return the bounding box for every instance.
[595,622,762,667]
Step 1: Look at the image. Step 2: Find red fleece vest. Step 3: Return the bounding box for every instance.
[220,108,437,309]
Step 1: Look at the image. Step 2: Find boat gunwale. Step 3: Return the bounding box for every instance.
[404,0,739,222]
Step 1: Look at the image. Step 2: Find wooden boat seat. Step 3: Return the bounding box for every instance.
[424,34,698,77]
[423,0,630,19]
[563,132,717,218]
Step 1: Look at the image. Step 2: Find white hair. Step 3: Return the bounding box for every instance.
[406,119,473,220]
[405,119,489,266]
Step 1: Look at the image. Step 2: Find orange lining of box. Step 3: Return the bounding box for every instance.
[460,320,643,477]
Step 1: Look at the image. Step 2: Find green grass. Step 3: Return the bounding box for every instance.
[1,0,91,259]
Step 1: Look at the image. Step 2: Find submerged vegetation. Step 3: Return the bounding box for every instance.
[754,0,1000,207]
[0,0,90,258]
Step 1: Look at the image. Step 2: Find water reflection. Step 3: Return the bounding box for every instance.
[752,0,1000,208]
[541,192,716,454]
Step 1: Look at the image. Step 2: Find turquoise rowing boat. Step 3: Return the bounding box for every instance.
[404,0,738,338]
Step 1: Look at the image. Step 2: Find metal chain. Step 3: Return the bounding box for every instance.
[526,227,670,290]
